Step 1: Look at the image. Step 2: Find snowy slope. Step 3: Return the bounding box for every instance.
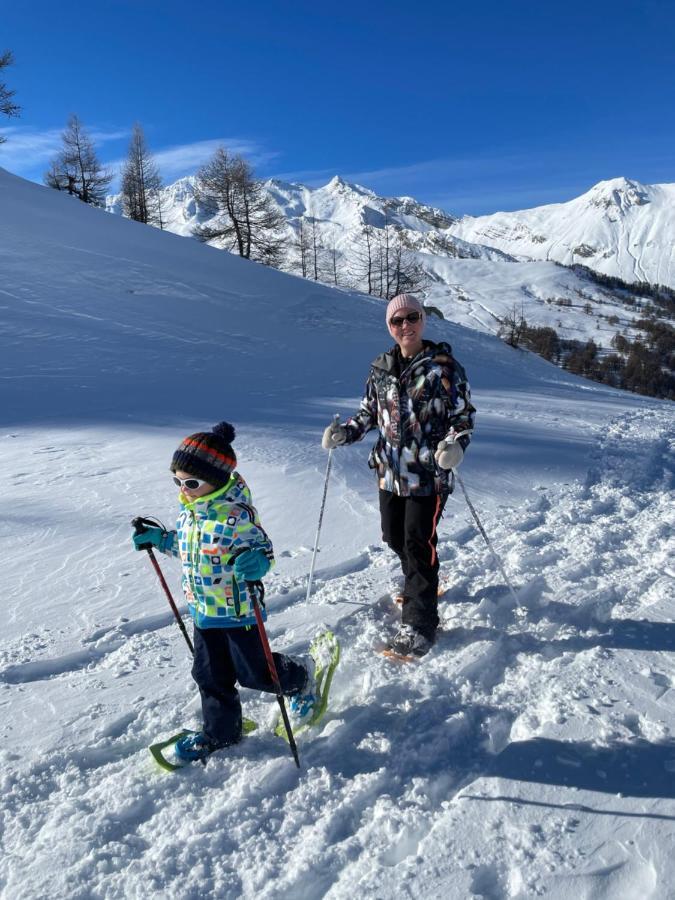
[107,174,670,353]
[2,167,674,899]
[421,256,653,347]
[451,177,675,289]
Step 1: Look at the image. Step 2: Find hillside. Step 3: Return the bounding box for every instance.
[450,177,675,289]
[107,174,672,359]
[2,167,674,899]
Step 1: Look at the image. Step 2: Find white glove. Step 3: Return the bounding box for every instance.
[322,421,348,450]
[435,439,464,470]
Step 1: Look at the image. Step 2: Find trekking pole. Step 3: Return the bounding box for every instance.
[250,581,301,769]
[454,474,523,610]
[131,516,195,656]
[306,413,340,604]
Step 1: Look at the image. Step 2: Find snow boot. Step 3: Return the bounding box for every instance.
[174,731,223,763]
[288,656,318,727]
[276,630,340,740]
[385,624,433,660]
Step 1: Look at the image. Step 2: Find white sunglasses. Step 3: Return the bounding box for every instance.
[172,475,208,490]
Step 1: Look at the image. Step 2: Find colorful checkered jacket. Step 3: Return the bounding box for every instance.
[345,340,476,497]
[161,472,274,629]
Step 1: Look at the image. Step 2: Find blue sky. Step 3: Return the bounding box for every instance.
[1,0,674,215]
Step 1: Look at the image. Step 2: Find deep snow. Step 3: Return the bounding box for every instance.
[1,168,674,900]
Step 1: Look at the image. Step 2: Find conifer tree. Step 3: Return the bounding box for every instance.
[294,216,311,278]
[193,148,286,267]
[0,51,20,142]
[44,115,112,206]
[120,123,163,225]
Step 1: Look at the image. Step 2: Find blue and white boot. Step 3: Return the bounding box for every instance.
[277,630,340,740]
[288,656,317,727]
[174,731,219,763]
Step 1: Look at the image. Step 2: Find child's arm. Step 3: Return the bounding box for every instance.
[220,503,275,578]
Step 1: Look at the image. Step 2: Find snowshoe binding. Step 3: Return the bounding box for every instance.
[382,624,432,662]
[149,719,257,772]
[276,630,340,741]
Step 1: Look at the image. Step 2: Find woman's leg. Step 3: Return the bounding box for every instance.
[379,489,408,579]
[400,493,448,640]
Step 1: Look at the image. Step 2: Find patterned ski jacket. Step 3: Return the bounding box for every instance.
[161,472,274,629]
[345,340,475,497]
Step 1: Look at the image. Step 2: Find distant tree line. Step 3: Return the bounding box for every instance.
[568,263,675,316]
[499,305,675,400]
[289,215,427,299]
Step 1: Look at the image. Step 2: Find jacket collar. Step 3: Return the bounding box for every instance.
[371,339,451,374]
[179,473,237,512]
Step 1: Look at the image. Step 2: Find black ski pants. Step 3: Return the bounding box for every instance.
[379,489,448,640]
[192,625,306,746]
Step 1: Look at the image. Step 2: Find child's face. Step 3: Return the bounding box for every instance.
[174,470,216,500]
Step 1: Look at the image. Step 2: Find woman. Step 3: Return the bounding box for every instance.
[323,294,476,658]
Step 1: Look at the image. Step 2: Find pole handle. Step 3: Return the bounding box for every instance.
[131,515,160,551]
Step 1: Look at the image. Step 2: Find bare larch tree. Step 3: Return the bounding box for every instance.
[193,148,286,268]
[120,123,163,225]
[294,216,311,278]
[44,115,113,206]
[0,51,20,142]
[350,219,426,299]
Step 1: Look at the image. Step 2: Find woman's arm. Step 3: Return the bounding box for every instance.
[344,371,378,443]
[440,359,476,449]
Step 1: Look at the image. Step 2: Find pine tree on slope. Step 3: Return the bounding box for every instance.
[193,148,286,268]
[0,51,20,142]
[120,123,163,226]
[44,115,113,207]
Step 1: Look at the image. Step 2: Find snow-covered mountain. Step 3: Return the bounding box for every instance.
[107,173,506,260]
[107,174,672,354]
[2,166,674,897]
[450,177,675,288]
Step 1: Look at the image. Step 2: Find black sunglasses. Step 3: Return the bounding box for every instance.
[390,311,422,327]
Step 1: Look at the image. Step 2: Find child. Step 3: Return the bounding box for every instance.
[133,421,317,763]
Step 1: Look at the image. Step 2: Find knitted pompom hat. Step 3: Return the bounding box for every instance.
[386,293,425,324]
[170,422,237,488]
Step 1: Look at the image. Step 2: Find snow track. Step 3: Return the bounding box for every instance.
[2,406,673,899]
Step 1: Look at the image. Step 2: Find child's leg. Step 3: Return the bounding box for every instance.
[191,627,243,746]
[226,626,307,696]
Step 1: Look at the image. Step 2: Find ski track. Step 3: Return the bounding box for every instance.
[1,407,674,899]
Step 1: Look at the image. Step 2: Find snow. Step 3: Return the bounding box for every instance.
[421,256,652,347]
[107,173,671,356]
[450,177,675,289]
[2,166,675,899]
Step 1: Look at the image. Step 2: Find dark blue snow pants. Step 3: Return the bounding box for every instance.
[191,625,307,747]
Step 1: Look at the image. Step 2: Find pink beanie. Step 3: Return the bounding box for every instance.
[386,293,425,323]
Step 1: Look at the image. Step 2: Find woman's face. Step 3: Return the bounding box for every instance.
[174,469,216,499]
[388,308,424,357]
